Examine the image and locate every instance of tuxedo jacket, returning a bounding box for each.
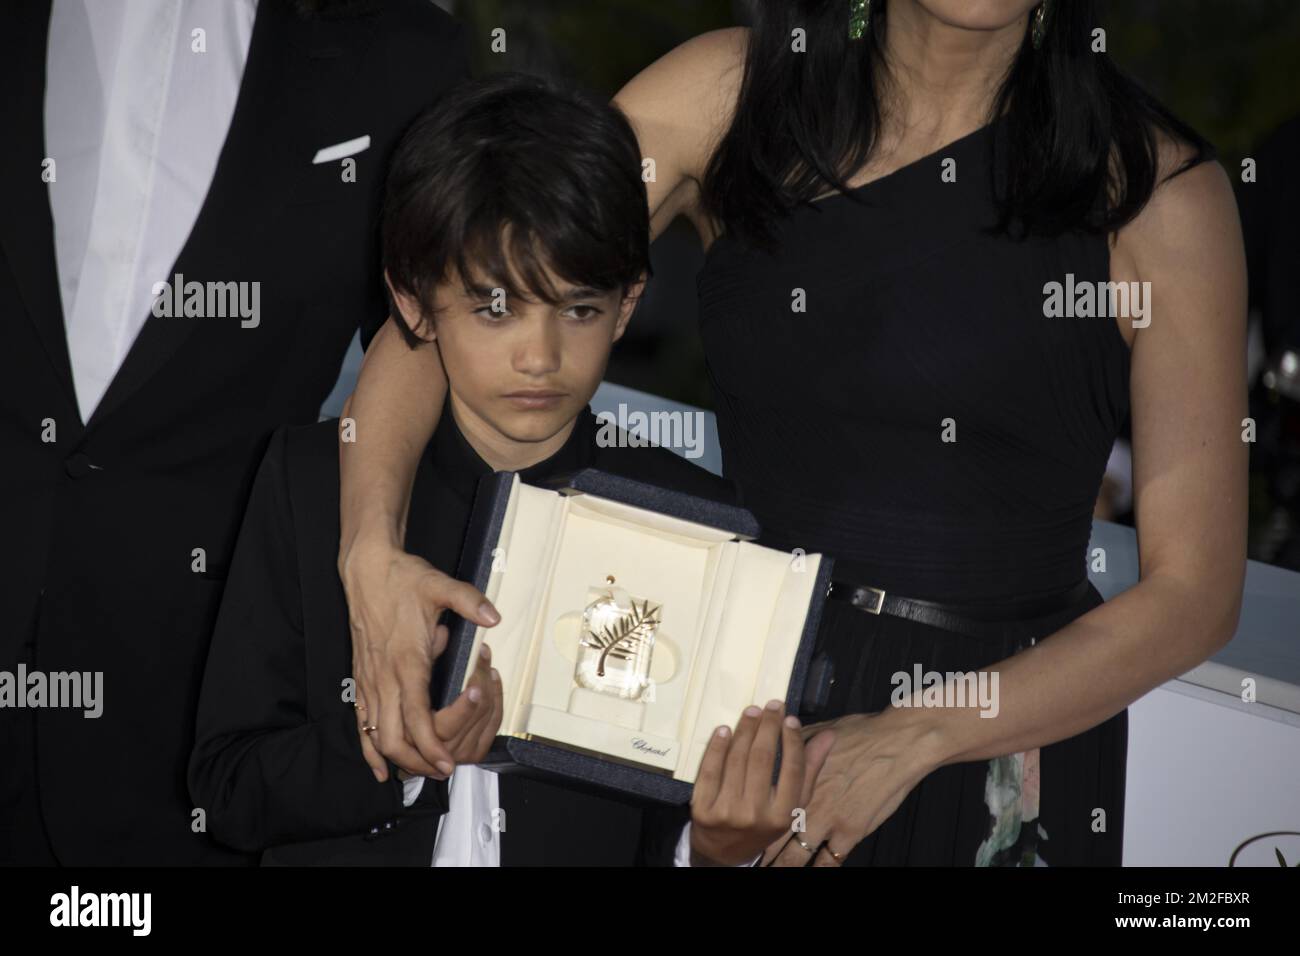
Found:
[0,0,468,865]
[189,408,733,865]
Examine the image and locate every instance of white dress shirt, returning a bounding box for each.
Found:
[403,766,709,866]
[44,0,258,422]
[404,766,503,867]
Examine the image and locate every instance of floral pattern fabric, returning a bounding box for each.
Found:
[975,747,1049,867]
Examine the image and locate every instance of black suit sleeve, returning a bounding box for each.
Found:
[636,803,691,867]
[188,428,420,853]
[358,13,472,352]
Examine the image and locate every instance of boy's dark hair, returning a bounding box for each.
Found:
[382,72,651,347]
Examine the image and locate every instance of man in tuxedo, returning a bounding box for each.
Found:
[188,72,748,865]
[0,0,468,865]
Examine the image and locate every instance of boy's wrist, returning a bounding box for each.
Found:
[687,826,760,867]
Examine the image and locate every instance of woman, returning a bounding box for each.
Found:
[338,0,1246,866]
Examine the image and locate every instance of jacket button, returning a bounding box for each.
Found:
[64,453,98,478]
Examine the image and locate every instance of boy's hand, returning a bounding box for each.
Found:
[688,700,835,867]
[428,643,503,769]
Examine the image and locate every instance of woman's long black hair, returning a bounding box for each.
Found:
[702,0,1213,245]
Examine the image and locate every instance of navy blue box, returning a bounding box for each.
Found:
[432,467,833,805]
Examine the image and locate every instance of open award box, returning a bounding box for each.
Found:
[432,468,834,804]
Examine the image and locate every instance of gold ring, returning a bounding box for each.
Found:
[795,837,816,854]
[362,723,377,735]
[825,846,845,863]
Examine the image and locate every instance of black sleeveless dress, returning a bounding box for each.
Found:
[696,119,1130,866]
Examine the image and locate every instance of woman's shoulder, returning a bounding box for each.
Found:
[1118,130,1238,259]
[1152,127,1222,190]
[613,27,748,182]
[618,27,748,100]
[1110,127,1244,349]
[1138,132,1227,228]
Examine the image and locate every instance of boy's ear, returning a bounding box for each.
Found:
[384,270,438,343]
[612,273,647,343]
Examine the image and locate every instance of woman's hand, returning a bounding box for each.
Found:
[342,537,499,782]
[764,710,945,866]
[689,700,836,867]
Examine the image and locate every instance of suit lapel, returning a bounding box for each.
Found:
[0,0,79,421]
[83,0,380,434]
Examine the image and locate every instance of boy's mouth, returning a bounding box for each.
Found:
[502,389,567,410]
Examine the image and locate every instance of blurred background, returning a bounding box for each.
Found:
[416,0,1300,572]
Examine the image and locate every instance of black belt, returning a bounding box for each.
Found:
[825,577,1092,638]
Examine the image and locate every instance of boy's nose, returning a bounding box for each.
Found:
[512,322,563,375]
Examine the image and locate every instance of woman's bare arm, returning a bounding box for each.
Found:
[338,316,499,781]
[339,316,441,557]
[613,27,746,242]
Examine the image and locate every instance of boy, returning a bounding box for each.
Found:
[189,73,821,865]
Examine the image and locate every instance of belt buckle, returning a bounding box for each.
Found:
[854,585,886,614]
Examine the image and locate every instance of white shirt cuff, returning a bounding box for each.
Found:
[673,822,761,867]
[401,775,425,808]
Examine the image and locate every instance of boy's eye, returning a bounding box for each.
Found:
[562,304,601,322]
[473,305,511,320]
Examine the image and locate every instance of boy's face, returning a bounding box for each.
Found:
[388,263,642,449]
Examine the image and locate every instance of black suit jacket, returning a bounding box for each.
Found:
[189,409,735,865]
[0,0,468,865]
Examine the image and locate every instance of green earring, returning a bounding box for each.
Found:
[849,0,871,41]
[1031,0,1052,50]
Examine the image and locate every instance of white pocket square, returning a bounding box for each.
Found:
[312,135,371,164]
